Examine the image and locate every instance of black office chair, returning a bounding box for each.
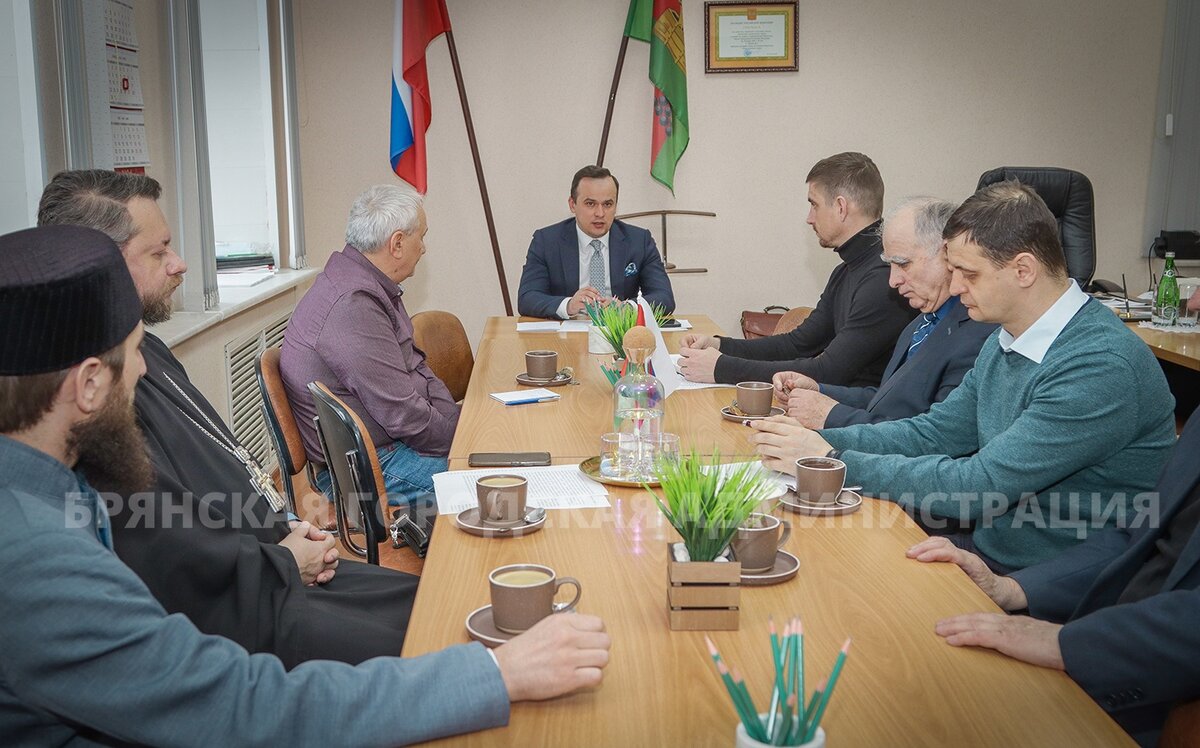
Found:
[306,382,432,570]
[977,167,1096,287]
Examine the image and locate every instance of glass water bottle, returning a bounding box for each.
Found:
[1154,251,1180,326]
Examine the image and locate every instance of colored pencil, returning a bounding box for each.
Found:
[804,639,851,742]
[707,637,766,741]
[772,628,793,744]
[795,618,805,726]
[732,667,768,742]
[791,682,825,744]
[767,618,782,737]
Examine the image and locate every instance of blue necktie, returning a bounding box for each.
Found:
[907,312,939,357]
[587,239,608,296]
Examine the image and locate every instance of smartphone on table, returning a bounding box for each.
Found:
[468,452,552,467]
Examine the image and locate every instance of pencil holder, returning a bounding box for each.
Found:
[736,720,825,748]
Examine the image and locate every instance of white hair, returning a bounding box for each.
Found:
[881,196,957,256]
[344,184,424,254]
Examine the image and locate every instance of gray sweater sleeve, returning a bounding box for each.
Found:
[0,526,509,747]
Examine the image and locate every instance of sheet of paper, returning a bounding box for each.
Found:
[559,320,591,333]
[110,107,150,167]
[104,0,138,48]
[703,462,790,500]
[516,321,561,332]
[107,46,143,107]
[1096,295,1151,309]
[433,464,611,515]
[638,295,682,396]
[489,388,560,405]
[216,270,274,287]
[668,354,736,390]
[662,319,693,330]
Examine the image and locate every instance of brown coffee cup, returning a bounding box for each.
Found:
[525,350,559,380]
[794,456,846,505]
[489,563,582,634]
[731,513,792,573]
[735,381,773,416]
[475,474,528,526]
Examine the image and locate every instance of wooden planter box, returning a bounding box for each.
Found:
[666,543,741,630]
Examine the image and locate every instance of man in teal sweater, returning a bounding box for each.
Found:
[751,181,1176,572]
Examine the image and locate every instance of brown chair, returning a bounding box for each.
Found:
[1161,698,1200,748]
[307,381,425,574]
[255,347,317,517]
[773,306,813,335]
[411,310,474,401]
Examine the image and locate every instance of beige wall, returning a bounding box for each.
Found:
[172,285,311,423]
[294,0,1167,346]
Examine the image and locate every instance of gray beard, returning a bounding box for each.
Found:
[142,293,174,325]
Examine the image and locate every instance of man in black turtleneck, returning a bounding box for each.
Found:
[678,152,915,386]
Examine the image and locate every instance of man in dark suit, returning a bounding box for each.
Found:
[517,165,674,319]
[774,197,996,428]
[907,408,1200,747]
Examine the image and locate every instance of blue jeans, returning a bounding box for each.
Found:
[315,440,447,508]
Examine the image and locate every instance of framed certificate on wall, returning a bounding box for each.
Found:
[704,1,798,73]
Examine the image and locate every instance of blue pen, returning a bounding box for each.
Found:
[505,396,557,406]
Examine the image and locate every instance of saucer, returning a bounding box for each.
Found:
[740,550,800,586]
[721,405,785,423]
[465,605,515,648]
[515,370,573,387]
[578,455,661,488]
[455,507,547,537]
[780,489,863,516]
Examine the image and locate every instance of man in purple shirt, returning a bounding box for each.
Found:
[282,185,459,506]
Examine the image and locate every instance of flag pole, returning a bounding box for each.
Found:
[596,34,631,167]
[442,28,513,316]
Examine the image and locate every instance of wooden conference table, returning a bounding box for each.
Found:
[392,315,1132,747]
[1129,323,1200,372]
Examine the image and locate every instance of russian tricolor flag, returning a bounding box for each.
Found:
[390,0,451,194]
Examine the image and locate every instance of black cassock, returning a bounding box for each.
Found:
[109,333,417,668]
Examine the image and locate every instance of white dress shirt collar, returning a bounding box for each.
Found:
[997,279,1089,363]
[576,224,610,253]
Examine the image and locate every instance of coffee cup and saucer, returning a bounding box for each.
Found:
[779,456,863,516]
[729,512,800,585]
[516,350,573,386]
[466,563,582,647]
[721,381,785,423]
[455,475,547,537]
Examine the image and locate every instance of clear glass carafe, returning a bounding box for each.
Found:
[610,345,665,480]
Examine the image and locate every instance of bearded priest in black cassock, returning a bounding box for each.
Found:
[38,170,416,668]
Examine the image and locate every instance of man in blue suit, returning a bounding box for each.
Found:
[908,408,1200,747]
[517,165,675,319]
[773,197,996,428]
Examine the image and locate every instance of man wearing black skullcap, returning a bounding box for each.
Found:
[0,224,611,745]
[37,169,415,666]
